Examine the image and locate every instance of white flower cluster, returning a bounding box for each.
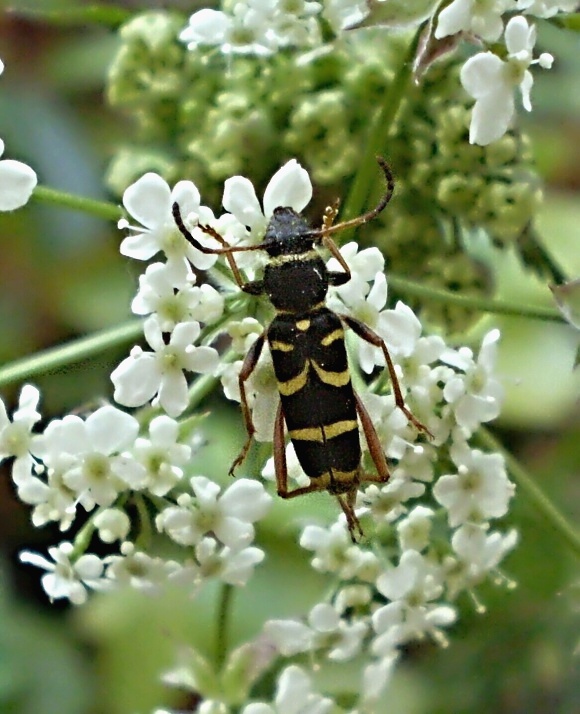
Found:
[179,0,369,56]
[178,1,576,146]
[4,385,272,603]
[0,59,37,210]
[6,158,517,710]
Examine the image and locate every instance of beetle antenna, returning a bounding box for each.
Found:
[308,156,394,239]
[172,202,259,255]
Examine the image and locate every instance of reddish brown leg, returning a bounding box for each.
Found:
[354,392,391,484]
[229,333,265,476]
[341,315,433,437]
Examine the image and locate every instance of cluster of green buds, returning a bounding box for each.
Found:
[106,11,545,334]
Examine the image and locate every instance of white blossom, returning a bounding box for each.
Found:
[0,384,41,485]
[20,542,107,604]
[372,551,456,650]
[451,522,518,585]
[111,317,219,417]
[441,328,503,433]
[156,476,272,548]
[31,405,141,510]
[119,172,218,270]
[433,442,515,526]
[435,0,515,42]
[94,508,131,543]
[194,536,266,586]
[242,665,334,714]
[396,505,436,552]
[265,602,367,661]
[131,261,224,330]
[126,415,191,495]
[180,1,322,56]
[0,138,37,211]
[104,541,181,593]
[460,15,553,144]
[516,0,578,17]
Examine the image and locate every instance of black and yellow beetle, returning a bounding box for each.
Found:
[173,159,429,538]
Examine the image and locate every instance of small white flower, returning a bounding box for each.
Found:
[105,541,180,593]
[362,478,426,525]
[223,158,313,241]
[433,442,515,527]
[435,0,515,42]
[441,329,503,433]
[0,138,37,211]
[194,536,266,586]
[157,476,272,548]
[0,384,41,485]
[119,172,218,270]
[516,0,578,17]
[300,521,380,581]
[94,508,131,543]
[451,522,518,584]
[111,317,219,417]
[265,602,367,661]
[131,261,224,330]
[242,664,334,714]
[372,551,456,650]
[32,405,140,510]
[128,415,191,495]
[323,0,370,32]
[460,15,553,144]
[396,505,435,552]
[20,542,106,604]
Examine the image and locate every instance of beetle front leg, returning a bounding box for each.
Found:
[341,315,433,437]
[229,332,266,476]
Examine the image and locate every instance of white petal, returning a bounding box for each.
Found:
[219,479,272,521]
[263,160,312,218]
[460,52,505,99]
[85,405,139,454]
[469,91,515,145]
[179,9,231,46]
[120,231,163,261]
[519,70,533,111]
[0,159,37,211]
[157,370,189,417]
[435,0,472,39]
[171,180,200,216]
[505,15,534,56]
[122,173,170,228]
[183,345,219,374]
[222,175,264,231]
[111,354,160,407]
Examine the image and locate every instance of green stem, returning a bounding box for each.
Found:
[215,583,234,670]
[32,185,120,221]
[0,319,143,388]
[387,275,564,323]
[478,427,580,559]
[341,24,423,228]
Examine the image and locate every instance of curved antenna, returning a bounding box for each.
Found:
[307,157,394,239]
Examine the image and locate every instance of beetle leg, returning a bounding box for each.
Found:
[336,491,364,542]
[354,392,391,484]
[229,333,266,476]
[341,314,433,437]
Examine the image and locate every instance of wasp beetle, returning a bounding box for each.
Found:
[173,158,429,539]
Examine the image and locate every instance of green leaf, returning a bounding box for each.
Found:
[9,3,131,28]
[551,12,580,31]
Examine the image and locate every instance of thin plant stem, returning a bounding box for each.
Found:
[341,24,423,228]
[0,320,143,388]
[32,185,121,221]
[478,427,580,558]
[215,583,234,670]
[387,275,564,323]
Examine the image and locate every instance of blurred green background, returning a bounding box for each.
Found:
[0,3,578,714]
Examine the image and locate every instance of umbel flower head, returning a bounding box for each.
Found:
[8,158,518,712]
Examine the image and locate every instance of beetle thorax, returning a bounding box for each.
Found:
[263,254,328,313]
